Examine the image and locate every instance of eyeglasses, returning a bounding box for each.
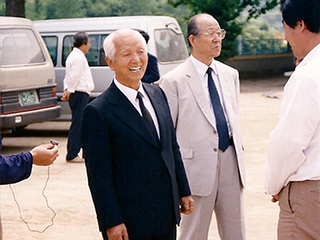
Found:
[200,29,226,40]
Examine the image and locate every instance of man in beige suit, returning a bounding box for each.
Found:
[160,13,246,240]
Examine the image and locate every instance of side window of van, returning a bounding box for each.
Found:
[99,35,108,66]
[62,36,73,67]
[42,36,58,66]
[62,34,108,67]
[0,28,45,66]
[154,29,189,63]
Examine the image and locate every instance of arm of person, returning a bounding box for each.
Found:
[62,57,83,101]
[61,89,72,102]
[265,74,320,196]
[81,104,125,233]
[0,143,58,185]
[106,223,129,240]
[0,152,33,185]
[158,87,192,200]
[30,144,59,166]
[160,75,179,128]
[179,195,194,215]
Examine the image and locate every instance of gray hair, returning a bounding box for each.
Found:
[103,29,147,61]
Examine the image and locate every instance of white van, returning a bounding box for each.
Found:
[0,16,61,131]
[33,16,189,120]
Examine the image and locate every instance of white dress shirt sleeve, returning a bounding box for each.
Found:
[265,71,320,195]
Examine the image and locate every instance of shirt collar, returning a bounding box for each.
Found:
[114,78,146,103]
[295,43,320,70]
[73,47,85,56]
[190,55,218,77]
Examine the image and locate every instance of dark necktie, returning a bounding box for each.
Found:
[207,67,230,151]
[136,92,159,141]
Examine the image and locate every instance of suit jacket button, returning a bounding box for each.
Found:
[214,148,218,152]
[213,129,217,134]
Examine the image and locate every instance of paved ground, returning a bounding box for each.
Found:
[0,76,288,240]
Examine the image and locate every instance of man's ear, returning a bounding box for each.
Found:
[298,20,307,33]
[188,35,196,48]
[105,57,114,70]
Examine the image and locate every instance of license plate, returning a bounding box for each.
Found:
[20,90,37,105]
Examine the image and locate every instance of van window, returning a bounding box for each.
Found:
[62,34,108,67]
[42,36,58,66]
[154,29,188,63]
[0,28,45,66]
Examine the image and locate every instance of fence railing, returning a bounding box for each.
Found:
[237,38,291,55]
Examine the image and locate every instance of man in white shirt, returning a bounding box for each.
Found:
[61,32,94,162]
[265,0,320,239]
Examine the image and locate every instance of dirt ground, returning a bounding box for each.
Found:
[0,76,288,240]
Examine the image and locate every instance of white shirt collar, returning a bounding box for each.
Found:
[114,78,147,105]
[190,55,218,77]
[73,47,85,56]
[295,43,320,70]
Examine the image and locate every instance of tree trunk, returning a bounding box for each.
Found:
[6,0,25,17]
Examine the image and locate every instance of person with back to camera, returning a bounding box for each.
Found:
[61,31,94,163]
[138,30,161,84]
[265,0,320,239]
[160,13,246,240]
[81,28,194,240]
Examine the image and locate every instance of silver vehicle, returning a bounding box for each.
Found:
[33,16,189,120]
[0,16,61,131]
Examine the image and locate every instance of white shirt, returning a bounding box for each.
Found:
[63,47,94,94]
[265,43,320,195]
[114,79,160,138]
[190,55,231,134]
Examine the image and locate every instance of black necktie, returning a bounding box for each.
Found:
[136,92,159,141]
[207,67,230,151]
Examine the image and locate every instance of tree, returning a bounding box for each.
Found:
[168,0,279,60]
[239,18,287,55]
[5,0,25,17]
[45,0,86,19]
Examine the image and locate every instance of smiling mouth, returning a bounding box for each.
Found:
[129,66,142,72]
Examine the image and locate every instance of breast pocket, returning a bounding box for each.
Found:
[181,148,194,160]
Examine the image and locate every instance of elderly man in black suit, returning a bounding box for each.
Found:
[81,29,194,240]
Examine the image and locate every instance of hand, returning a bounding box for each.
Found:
[30,144,59,166]
[61,90,71,101]
[107,223,129,240]
[179,195,194,215]
[271,194,280,203]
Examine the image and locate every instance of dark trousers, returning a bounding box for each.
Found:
[101,224,176,240]
[66,91,89,160]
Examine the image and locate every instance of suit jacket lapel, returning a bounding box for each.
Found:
[108,82,160,148]
[185,59,217,129]
[215,64,235,127]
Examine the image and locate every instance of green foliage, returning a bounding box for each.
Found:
[0,0,5,16]
[239,18,287,55]
[22,0,191,22]
[22,0,191,45]
[2,0,281,59]
[167,0,280,60]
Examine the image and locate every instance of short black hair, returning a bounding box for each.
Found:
[137,30,150,44]
[281,0,320,33]
[73,32,89,48]
[187,14,201,48]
